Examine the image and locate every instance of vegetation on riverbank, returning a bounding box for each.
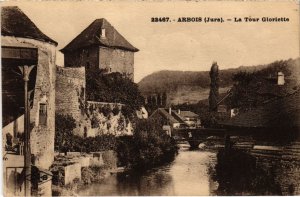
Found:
[55,114,117,153]
[211,149,282,195]
[55,114,178,171]
[117,119,179,170]
[86,68,144,119]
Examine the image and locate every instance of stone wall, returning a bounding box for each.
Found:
[64,163,81,185]
[64,46,99,69]
[56,67,132,137]
[252,142,300,195]
[99,47,134,80]
[85,101,132,136]
[56,66,85,121]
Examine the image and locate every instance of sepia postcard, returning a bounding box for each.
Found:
[1,0,299,196]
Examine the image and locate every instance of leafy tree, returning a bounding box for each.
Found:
[86,68,144,119]
[117,119,178,169]
[209,62,219,111]
[162,92,167,107]
[157,93,162,107]
[55,114,76,153]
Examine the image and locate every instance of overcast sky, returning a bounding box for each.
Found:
[3,1,299,82]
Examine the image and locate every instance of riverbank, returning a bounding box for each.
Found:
[51,150,118,196]
[52,165,115,196]
[78,145,217,196]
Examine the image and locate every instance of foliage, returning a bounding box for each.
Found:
[229,71,259,109]
[112,106,120,116]
[209,62,219,111]
[86,68,144,118]
[55,113,116,153]
[138,58,299,109]
[81,166,107,185]
[55,114,77,153]
[116,119,179,170]
[145,92,168,114]
[212,149,282,195]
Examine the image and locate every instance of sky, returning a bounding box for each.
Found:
[2,1,299,82]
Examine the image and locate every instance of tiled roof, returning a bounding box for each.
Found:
[1,6,57,45]
[221,88,300,128]
[257,78,299,97]
[60,18,138,53]
[158,108,180,124]
[150,108,187,125]
[179,111,199,118]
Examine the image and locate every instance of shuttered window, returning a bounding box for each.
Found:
[39,103,47,126]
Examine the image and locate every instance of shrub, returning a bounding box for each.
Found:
[55,114,116,153]
[213,149,282,195]
[116,119,178,170]
[55,114,77,153]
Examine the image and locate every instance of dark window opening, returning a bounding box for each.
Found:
[84,127,87,138]
[39,103,47,126]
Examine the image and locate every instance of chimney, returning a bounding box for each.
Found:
[277,72,285,85]
[169,107,172,115]
[178,109,181,115]
[101,28,106,39]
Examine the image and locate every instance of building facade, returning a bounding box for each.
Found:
[2,6,57,196]
[60,18,138,80]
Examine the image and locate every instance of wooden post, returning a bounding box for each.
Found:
[18,65,35,197]
[224,134,231,155]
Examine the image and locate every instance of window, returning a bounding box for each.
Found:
[39,103,47,126]
[121,51,125,57]
[84,127,87,138]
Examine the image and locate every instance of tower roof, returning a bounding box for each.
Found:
[60,18,139,53]
[1,6,58,45]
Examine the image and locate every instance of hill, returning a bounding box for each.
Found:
[138,58,299,105]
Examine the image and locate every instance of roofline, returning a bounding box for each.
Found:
[2,6,58,46]
[2,34,58,46]
[60,18,139,53]
[60,44,139,53]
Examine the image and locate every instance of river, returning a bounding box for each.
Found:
[78,142,300,196]
[78,143,218,196]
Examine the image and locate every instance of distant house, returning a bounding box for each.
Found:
[149,108,188,129]
[60,18,139,80]
[220,87,300,141]
[136,106,148,119]
[177,110,201,128]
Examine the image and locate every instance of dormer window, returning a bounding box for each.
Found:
[101,28,106,39]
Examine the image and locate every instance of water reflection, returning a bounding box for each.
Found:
[78,143,300,196]
[79,144,218,196]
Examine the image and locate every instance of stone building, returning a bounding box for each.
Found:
[2,6,57,196]
[60,18,139,80]
[56,66,86,122]
[56,67,133,137]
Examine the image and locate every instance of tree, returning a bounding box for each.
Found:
[116,119,178,169]
[162,92,167,107]
[157,93,162,107]
[55,114,76,153]
[86,68,144,119]
[209,62,219,111]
